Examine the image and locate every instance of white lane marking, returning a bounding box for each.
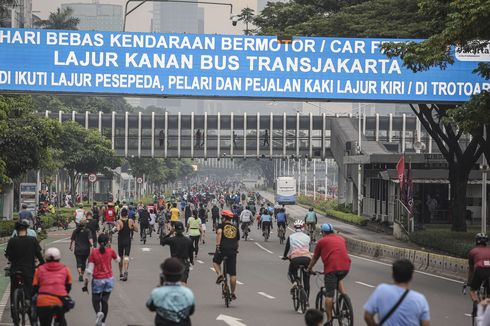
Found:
[350,254,463,284]
[216,314,247,326]
[249,238,254,241]
[197,260,204,264]
[254,242,274,254]
[465,314,472,317]
[0,282,10,322]
[257,292,275,299]
[237,281,244,285]
[141,247,151,252]
[355,281,375,288]
[52,236,70,243]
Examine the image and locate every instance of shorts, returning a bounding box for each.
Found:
[118,242,131,257]
[213,251,237,276]
[201,223,206,232]
[471,268,490,291]
[324,270,349,298]
[75,254,89,269]
[92,277,114,294]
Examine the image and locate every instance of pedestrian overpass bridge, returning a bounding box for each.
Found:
[41,110,432,161]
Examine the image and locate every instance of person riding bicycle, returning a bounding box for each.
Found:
[32,247,72,326]
[307,223,351,326]
[239,207,253,237]
[468,233,490,303]
[213,210,240,300]
[19,203,34,227]
[283,220,312,297]
[305,208,318,240]
[5,220,44,322]
[146,258,195,326]
[276,208,288,234]
[139,206,151,242]
[261,211,273,238]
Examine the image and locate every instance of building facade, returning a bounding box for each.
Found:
[61,3,123,31]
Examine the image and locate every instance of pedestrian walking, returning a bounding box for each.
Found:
[70,217,93,282]
[363,259,430,326]
[146,258,195,326]
[263,129,269,147]
[186,213,202,257]
[116,207,138,281]
[86,211,99,248]
[160,222,194,284]
[195,129,201,149]
[83,234,120,326]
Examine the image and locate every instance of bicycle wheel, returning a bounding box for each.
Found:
[337,294,354,326]
[12,288,26,326]
[299,287,308,314]
[292,287,300,312]
[223,282,230,308]
[315,289,325,312]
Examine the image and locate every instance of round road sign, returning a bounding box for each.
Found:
[136,177,143,184]
[88,174,97,183]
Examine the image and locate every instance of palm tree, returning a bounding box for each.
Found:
[237,7,256,36]
[35,7,79,30]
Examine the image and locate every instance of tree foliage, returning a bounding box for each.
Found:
[35,7,80,30]
[237,7,256,35]
[32,94,134,114]
[127,158,194,187]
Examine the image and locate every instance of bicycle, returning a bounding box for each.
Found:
[307,223,316,242]
[278,225,286,244]
[463,280,489,326]
[283,258,308,314]
[140,225,149,244]
[11,271,29,326]
[241,222,250,241]
[262,222,271,242]
[209,252,232,307]
[313,271,354,326]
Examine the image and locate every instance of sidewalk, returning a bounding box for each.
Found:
[260,191,422,250]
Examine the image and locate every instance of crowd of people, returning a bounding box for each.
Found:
[15,177,490,326]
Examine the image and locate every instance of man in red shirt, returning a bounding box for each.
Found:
[307,223,351,326]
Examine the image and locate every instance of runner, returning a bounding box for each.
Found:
[69,217,93,282]
[187,212,202,257]
[116,207,138,281]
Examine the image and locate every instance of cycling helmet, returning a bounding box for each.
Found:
[15,220,30,230]
[476,233,489,245]
[320,223,334,233]
[44,247,61,261]
[293,220,305,230]
[221,210,235,220]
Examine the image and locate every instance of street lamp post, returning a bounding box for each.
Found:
[123,0,234,32]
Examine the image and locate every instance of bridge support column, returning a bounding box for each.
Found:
[337,165,347,205]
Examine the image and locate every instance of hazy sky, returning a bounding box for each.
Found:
[32,0,259,34]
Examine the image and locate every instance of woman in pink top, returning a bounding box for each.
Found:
[83,234,120,326]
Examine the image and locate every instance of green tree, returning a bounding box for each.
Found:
[35,7,80,30]
[237,7,256,35]
[58,121,119,199]
[382,0,490,231]
[32,94,134,114]
[0,95,60,183]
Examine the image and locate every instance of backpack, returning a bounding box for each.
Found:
[212,206,220,217]
[92,206,100,218]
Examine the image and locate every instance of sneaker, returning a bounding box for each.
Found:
[119,274,124,281]
[95,312,104,326]
[78,274,84,282]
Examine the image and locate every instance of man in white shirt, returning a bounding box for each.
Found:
[239,207,253,237]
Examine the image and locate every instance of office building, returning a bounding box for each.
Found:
[1,0,33,28]
[152,2,204,34]
[61,3,123,31]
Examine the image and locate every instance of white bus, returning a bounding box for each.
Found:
[275,177,296,205]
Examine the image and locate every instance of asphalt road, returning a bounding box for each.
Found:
[0,214,472,326]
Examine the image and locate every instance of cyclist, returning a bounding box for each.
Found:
[33,247,72,326]
[307,223,351,326]
[304,208,318,241]
[19,203,34,227]
[468,233,490,303]
[146,258,195,326]
[103,202,116,235]
[160,222,194,284]
[83,234,120,326]
[213,210,240,300]
[116,207,138,281]
[69,217,93,282]
[261,210,273,239]
[239,206,253,238]
[283,220,311,296]
[139,206,151,242]
[211,203,220,231]
[276,208,288,236]
[5,220,44,321]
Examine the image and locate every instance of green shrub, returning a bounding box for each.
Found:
[409,229,474,258]
[325,210,368,226]
[0,220,16,237]
[39,215,55,229]
[296,195,366,226]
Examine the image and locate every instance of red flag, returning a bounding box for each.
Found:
[396,155,405,191]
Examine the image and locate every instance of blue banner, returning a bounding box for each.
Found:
[0,28,488,102]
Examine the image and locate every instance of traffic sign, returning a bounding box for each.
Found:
[88,174,97,183]
[136,177,143,184]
